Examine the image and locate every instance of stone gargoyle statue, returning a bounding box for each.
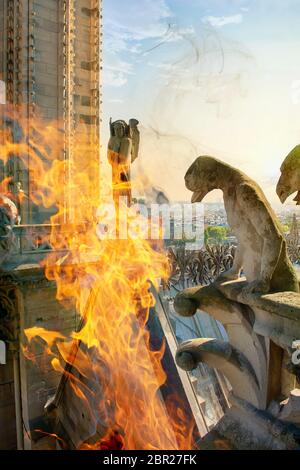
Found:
[276,145,300,205]
[173,156,300,448]
[0,195,18,267]
[185,156,299,294]
[107,118,140,206]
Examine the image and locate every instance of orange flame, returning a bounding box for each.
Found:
[34,429,68,450]
[0,176,13,195]
[0,105,195,450]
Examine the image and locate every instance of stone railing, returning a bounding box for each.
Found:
[167,244,235,289]
[173,277,300,449]
[2,224,68,269]
[287,239,300,265]
[168,242,300,288]
[12,224,54,253]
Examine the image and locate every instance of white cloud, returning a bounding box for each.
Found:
[147,61,173,70]
[202,14,243,28]
[108,98,124,103]
[105,56,133,76]
[103,54,133,87]
[104,0,172,51]
[103,0,172,88]
[103,70,127,87]
[128,44,143,54]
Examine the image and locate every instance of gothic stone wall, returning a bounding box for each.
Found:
[2,265,79,449]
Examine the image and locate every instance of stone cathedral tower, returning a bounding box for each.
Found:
[0,1,102,451]
[0,0,101,223]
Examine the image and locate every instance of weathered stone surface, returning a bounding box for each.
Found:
[185,156,299,294]
[0,352,17,450]
[277,145,300,204]
[174,273,300,448]
[216,278,300,350]
[174,283,268,404]
[215,400,300,450]
[176,338,262,408]
[1,265,78,447]
[0,0,100,225]
[46,345,106,449]
[218,278,300,320]
[280,389,300,424]
[107,118,140,207]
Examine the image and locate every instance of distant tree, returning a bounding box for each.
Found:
[204,226,229,244]
[170,234,196,248]
[278,222,290,234]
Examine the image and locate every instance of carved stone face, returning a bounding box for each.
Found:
[114,122,125,139]
[129,118,139,128]
[185,156,218,203]
[276,146,300,204]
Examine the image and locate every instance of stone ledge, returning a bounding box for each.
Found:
[217,278,300,321]
[0,260,103,288]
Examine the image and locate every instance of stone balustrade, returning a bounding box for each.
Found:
[174,278,300,449]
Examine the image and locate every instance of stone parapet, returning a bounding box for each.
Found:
[174,278,300,449]
[0,263,78,449]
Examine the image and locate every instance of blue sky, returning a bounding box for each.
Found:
[102,0,300,206]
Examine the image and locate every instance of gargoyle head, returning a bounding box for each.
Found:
[276,145,300,204]
[185,156,220,203]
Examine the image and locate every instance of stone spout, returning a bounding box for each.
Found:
[174,283,268,403]
[176,338,263,408]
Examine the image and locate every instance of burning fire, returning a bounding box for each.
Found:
[0,105,194,450]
